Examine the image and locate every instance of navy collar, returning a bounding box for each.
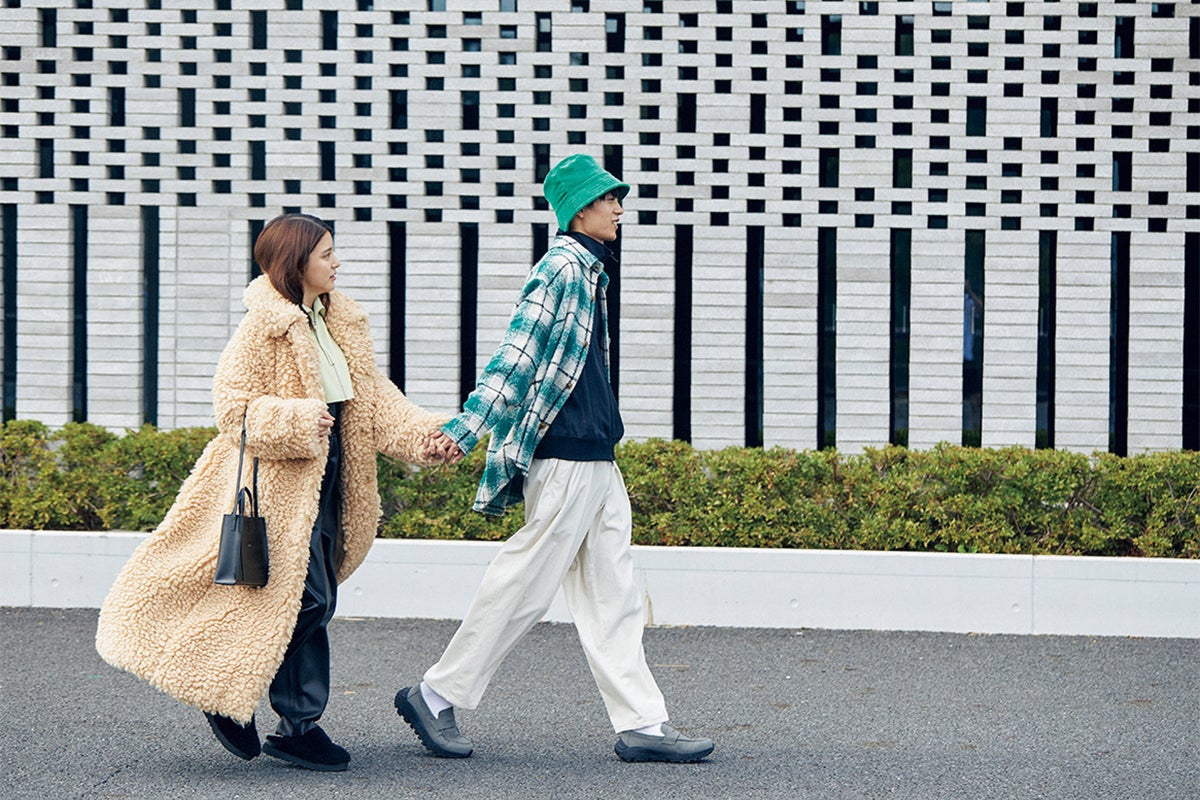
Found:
[564,230,611,263]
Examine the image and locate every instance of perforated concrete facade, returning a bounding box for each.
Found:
[1,1,1197,453]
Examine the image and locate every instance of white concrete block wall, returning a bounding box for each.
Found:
[1054,232,1112,454]
[474,220,530,378]
[763,227,816,452]
[618,223,676,441]
[16,207,73,426]
[153,208,182,429]
[0,2,1196,456]
[907,229,965,449]
[330,219,392,372]
[689,225,746,450]
[159,209,241,429]
[404,226,461,413]
[1127,232,1184,453]
[981,231,1038,449]
[85,209,142,430]
[835,227,890,455]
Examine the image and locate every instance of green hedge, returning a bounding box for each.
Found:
[0,419,215,531]
[2,420,1197,558]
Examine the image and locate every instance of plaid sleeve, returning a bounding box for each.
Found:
[442,262,566,454]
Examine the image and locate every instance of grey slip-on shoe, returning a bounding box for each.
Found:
[394,686,473,758]
[614,723,715,763]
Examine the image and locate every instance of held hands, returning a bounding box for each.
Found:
[317,409,460,464]
[424,430,465,465]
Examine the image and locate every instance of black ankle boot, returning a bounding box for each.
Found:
[262,725,350,772]
[204,712,261,760]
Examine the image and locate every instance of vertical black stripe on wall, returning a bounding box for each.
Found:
[889,229,911,447]
[817,227,837,450]
[745,226,764,448]
[673,225,693,443]
[142,206,159,426]
[250,9,267,49]
[2,205,16,421]
[319,141,336,181]
[389,90,407,130]
[71,205,87,422]
[531,222,548,264]
[1109,232,1130,456]
[388,221,406,391]
[1184,232,1199,451]
[963,230,985,448]
[178,88,195,127]
[750,95,767,135]
[1036,231,1057,449]
[109,86,125,127]
[249,219,264,279]
[605,246,621,400]
[603,145,623,398]
[459,222,479,408]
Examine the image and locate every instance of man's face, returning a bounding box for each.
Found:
[572,192,624,242]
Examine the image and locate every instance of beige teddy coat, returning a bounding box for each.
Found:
[96,276,443,723]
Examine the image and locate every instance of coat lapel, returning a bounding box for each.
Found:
[322,292,375,393]
[243,276,325,401]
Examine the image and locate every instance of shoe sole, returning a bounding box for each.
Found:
[205,714,260,761]
[614,741,715,764]
[262,742,349,772]
[394,689,473,759]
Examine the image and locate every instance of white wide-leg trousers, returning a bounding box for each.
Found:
[423,458,669,733]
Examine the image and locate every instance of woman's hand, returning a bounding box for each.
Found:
[317,410,335,438]
[424,430,464,464]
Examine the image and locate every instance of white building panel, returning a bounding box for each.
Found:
[0,3,1194,455]
[908,230,965,450]
[1054,232,1111,453]
[1127,233,1184,453]
[835,227,890,455]
[16,207,73,426]
[85,209,142,429]
[981,231,1039,449]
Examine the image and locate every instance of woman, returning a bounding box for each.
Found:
[96,213,446,772]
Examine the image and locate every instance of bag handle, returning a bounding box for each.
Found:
[231,412,260,516]
[250,446,260,517]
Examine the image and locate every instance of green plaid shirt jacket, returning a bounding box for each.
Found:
[442,234,610,516]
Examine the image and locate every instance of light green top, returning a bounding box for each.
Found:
[304,297,354,404]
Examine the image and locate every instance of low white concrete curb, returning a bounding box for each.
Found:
[2,530,1197,638]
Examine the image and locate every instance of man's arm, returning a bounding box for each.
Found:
[441,265,566,456]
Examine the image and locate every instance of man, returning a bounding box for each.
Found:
[397,153,714,764]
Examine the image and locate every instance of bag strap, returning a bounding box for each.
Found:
[250,451,260,517]
[232,413,248,513]
[230,411,263,518]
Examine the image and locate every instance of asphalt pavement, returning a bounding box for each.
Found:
[1,607,1196,800]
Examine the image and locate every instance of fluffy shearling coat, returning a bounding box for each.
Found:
[96,276,443,723]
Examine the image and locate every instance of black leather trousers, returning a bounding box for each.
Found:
[268,403,342,737]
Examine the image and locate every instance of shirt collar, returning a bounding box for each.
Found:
[564,231,611,263]
[303,296,327,321]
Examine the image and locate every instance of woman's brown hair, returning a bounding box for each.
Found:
[253,213,333,308]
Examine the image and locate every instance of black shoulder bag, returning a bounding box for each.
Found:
[214,416,269,587]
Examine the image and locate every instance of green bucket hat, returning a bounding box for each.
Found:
[543,154,631,232]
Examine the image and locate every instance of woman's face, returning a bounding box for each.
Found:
[301,231,338,306]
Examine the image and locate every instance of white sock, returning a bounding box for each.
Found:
[633,723,663,737]
[419,681,452,716]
